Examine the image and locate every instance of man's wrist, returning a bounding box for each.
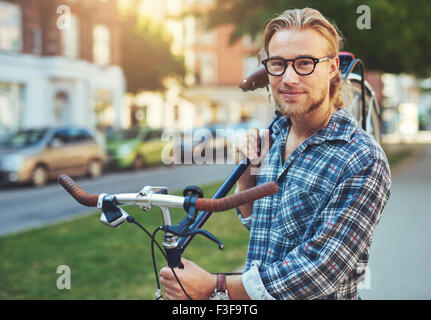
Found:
[210,274,230,300]
[237,181,257,193]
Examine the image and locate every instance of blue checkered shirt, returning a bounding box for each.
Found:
[239,108,391,300]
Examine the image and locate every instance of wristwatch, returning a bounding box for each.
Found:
[210,274,230,300]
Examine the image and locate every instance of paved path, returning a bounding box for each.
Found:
[359,145,431,299]
[0,163,235,237]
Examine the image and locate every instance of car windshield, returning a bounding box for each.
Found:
[2,129,47,148]
[107,129,141,141]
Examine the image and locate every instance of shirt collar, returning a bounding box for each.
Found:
[312,108,357,143]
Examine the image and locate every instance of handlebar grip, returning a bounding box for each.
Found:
[58,174,99,207]
[239,65,269,92]
[195,181,278,212]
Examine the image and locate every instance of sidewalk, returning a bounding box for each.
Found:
[359,144,431,299]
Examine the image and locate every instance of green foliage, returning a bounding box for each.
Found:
[206,0,431,78]
[120,14,186,93]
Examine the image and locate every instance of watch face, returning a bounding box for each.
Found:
[210,291,230,300]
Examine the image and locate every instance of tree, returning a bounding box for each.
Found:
[205,0,431,78]
[119,13,186,93]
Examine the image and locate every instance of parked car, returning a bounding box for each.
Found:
[0,126,107,187]
[105,127,170,169]
[175,123,241,164]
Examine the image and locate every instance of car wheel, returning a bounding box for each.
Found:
[88,160,103,179]
[133,156,145,170]
[32,166,49,187]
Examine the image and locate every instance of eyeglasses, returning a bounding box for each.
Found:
[261,56,333,76]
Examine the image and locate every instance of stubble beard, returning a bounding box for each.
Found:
[274,85,328,118]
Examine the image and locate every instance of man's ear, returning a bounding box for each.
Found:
[258,47,267,64]
[330,56,340,79]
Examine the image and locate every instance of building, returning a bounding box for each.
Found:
[126,0,274,131]
[0,0,125,133]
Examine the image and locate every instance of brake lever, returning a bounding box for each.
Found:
[188,228,224,250]
[161,224,223,250]
[160,195,224,250]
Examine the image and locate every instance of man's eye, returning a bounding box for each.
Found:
[297,59,313,67]
[270,60,284,67]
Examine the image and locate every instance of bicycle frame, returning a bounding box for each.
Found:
[341,56,367,131]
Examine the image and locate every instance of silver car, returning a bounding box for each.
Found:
[0,126,107,187]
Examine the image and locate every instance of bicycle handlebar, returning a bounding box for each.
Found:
[195,182,278,212]
[58,174,99,207]
[58,174,278,212]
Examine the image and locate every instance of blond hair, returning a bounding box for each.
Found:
[263,8,345,109]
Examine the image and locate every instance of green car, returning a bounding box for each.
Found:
[106,127,169,169]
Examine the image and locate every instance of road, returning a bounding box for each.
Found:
[0,163,235,237]
[359,145,431,299]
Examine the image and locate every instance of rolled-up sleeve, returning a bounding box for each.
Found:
[235,185,253,230]
[242,261,275,300]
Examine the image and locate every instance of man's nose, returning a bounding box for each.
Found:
[282,62,299,85]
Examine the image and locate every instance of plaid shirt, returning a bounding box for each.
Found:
[239,108,391,300]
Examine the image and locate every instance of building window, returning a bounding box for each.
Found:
[0,1,22,52]
[195,52,217,85]
[33,26,42,55]
[243,55,259,79]
[93,24,111,65]
[53,91,70,124]
[0,82,24,132]
[195,18,216,45]
[61,15,80,58]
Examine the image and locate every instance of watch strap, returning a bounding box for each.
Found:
[216,273,227,292]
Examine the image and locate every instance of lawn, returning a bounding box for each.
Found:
[384,144,422,168]
[0,181,250,300]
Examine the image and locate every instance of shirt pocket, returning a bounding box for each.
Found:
[271,182,323,245]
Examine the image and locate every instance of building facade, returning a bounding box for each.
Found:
[0,0,125,133]
[127,0,275,131]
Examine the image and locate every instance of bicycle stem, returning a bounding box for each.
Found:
[140,187,183,269]
[160,206,183,268]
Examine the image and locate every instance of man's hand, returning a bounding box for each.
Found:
[234,128,271,186]
[160,257,216,300]
[234,128,271,218]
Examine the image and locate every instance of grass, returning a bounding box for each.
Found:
[384,143,427,169]
[0,181,250,300]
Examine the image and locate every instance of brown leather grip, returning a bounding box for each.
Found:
[58,174,99,207]
[195,181,278,212]
[239,65,269,92]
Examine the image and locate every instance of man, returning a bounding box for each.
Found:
[160,7,391,300]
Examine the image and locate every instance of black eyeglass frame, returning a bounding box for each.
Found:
[261,56,333,76]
